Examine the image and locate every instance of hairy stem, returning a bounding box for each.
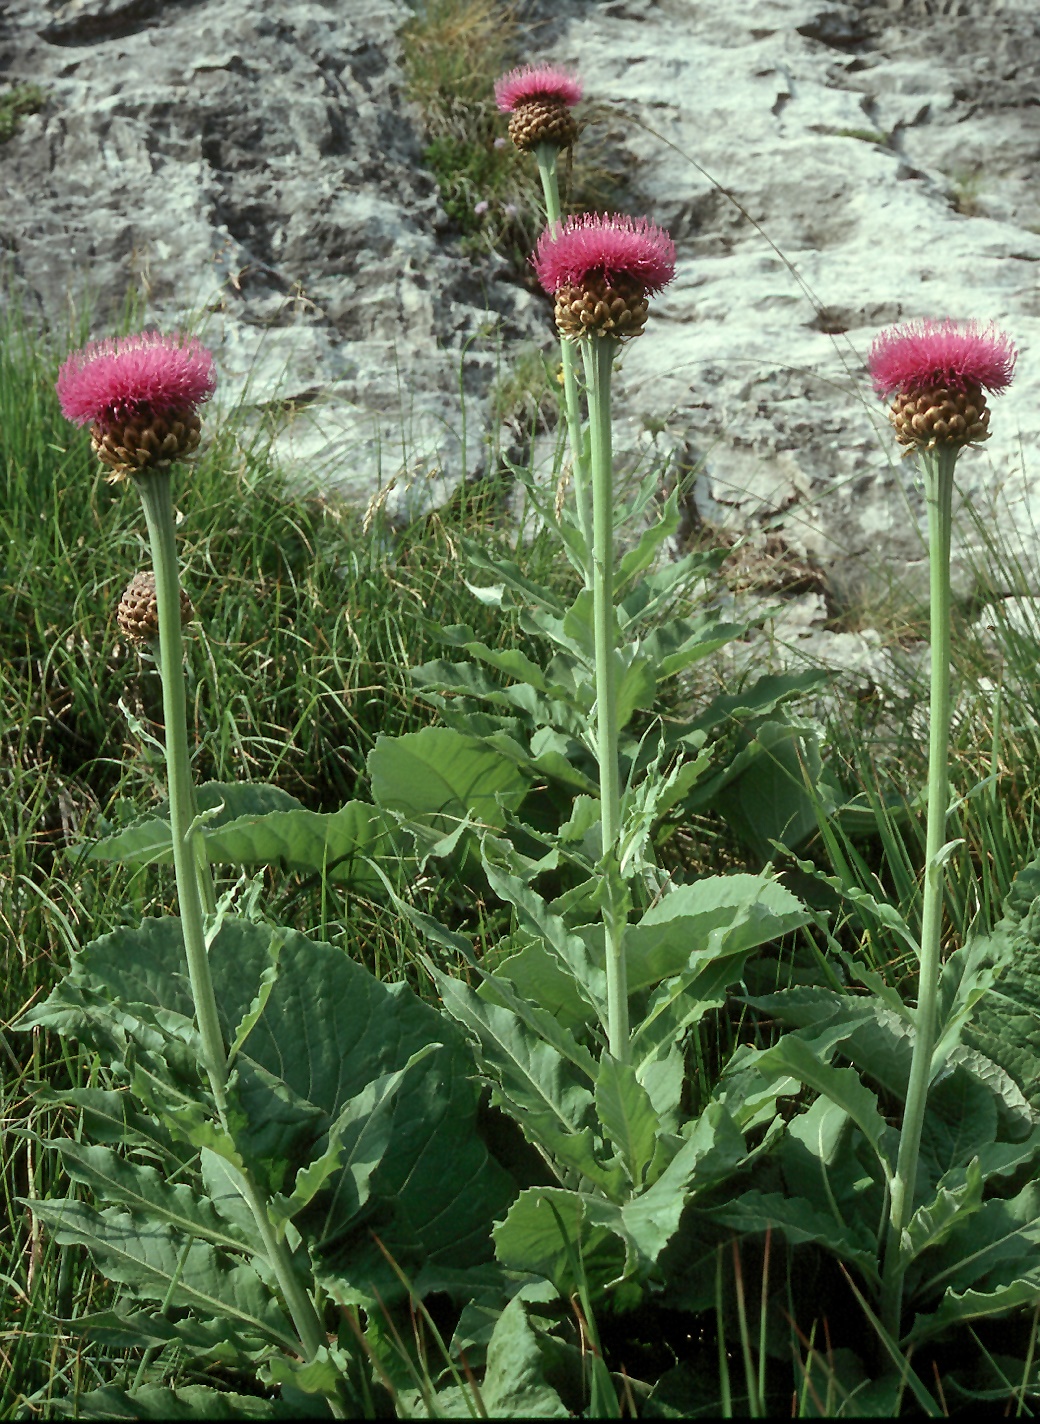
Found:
[535,142,594,582]
[581,336,628,1058]
[880,443,957,1340]
[135,471,342,1409]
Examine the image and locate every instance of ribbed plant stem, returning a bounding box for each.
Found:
[535,143,593,582]
[135,471,340,1407]
[880,443,957,1340]
[581,336,628,1059]
[136,472,229,1098]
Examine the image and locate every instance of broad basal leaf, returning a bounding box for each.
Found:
[624,873,810,994]
[434,972,617,1194]
[51,1383,306,1420]
[492,1188,626,1296]
[28,1199,296,1350]
[368,725,529,830]
[478,1297,570,1418]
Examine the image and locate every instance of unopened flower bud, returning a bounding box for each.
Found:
[117,570,192,643]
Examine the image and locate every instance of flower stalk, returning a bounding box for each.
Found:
[135,471,339,1399]
[868,316,1017,1340]
[879,443,955,1338]
[534,144,594,579]
[532,211,675,1062]
[56,330,343,1406]
[581,334,628,1056]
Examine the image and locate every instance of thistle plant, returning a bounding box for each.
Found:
[495,63,595,574]
[54,332,341,1407]
[533,213,676,1058]
[868,317,1018,1337]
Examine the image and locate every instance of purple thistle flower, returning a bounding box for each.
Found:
[533,213,676,297]
[869,319,1017,397]
[494,64,583,114]
[56,331,216,434]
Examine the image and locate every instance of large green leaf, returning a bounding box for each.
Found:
[25,916,515,1303]
[624,873,810,995]
[708,720,831,855]
[85,782,304,860]
[85,781,406,892]
[712,1189,877,1276]
[368,726,529,830]
[756,1035,892,1177]
[492,1188,626,1296]
[480,1296,569,1418]
[638,614,748,680]
[620,1101,747,1267]
[51,1384,307,1420]
[481,841,607,1020]
[28,1199,297,1349]
[595,1054,659,1190]
[50,1141,263,1255]
[435,971,617,1194]
[914,1181,1040,1306]
[481,935,594,1035]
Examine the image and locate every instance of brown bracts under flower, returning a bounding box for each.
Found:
[553,271,650,341]
[887,382,990,451]
[117,570,193,643]
[93,409,203,480]
[56,331,216,482]
[495,64,582,153]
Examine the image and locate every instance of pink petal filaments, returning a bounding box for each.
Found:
[533,213,676,296]
[56,331,217,433]
[868,318,1017,397]
[494,64,583,113]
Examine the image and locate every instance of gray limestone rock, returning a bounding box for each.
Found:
[2,0,1038,654]
[0,0,544,504]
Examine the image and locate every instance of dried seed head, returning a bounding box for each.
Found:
[887,382,991,451]
[117,570,193,643]
[553,272,650,341]
[93,409,203,483]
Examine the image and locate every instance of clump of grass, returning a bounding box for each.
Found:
[948,163,985,217]
[0,83,44,143]
[400,0,618,267]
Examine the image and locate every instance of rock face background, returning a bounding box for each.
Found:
[2,0,1039,656]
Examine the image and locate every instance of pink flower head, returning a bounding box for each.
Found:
[533,213,676,296]
[868,318,1017,397]
[56,331,217,433]
[494,63,583,114]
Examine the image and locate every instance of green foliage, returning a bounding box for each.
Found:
[0,83,44,143]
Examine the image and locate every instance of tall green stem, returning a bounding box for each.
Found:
[135,472,341,1408]
[535,143,594,583]
[581,337,628,1058]
[880,444,957,1339]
